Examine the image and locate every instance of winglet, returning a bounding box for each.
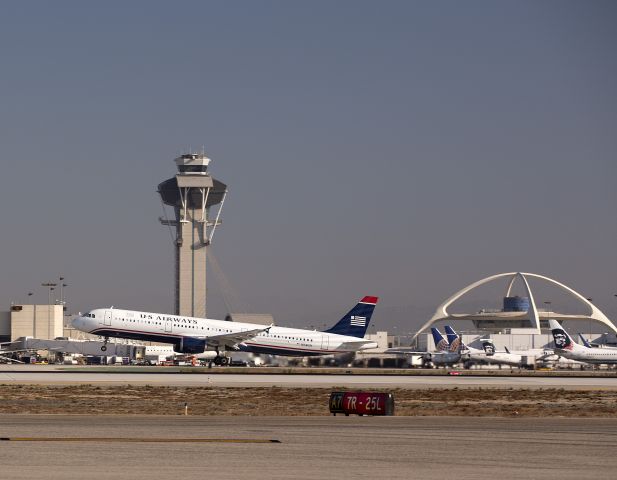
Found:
[578,333,591,348]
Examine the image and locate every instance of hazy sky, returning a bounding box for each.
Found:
[1,1,615,331]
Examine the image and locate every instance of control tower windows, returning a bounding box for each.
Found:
[178,165,208,174]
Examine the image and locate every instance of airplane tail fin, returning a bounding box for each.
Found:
[549,319,582,351]
[444,325,463,352]
[578,333,592,348]
[481,338,496,356]
[431,327,450,351]
[324,296,378,338]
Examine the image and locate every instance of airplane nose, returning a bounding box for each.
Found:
[71,316,82,329]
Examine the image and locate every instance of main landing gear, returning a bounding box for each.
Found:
[210,348,230,367]
[213,356,230,366]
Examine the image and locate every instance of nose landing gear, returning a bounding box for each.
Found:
[100,337,109,352]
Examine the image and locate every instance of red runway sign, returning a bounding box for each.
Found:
[329,391,394,416]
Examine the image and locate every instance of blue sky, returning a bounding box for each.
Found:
[1,1,615,330]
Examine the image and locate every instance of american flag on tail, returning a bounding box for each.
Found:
[350,315,366,327]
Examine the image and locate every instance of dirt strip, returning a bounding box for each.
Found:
[1,385,616,416]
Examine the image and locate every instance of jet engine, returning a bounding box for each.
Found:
[173,337,207,354]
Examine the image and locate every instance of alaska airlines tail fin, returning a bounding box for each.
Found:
[481,339,496,356]
[444,325,463,352]
[549,319,583,352]
[324,296,378,338]
[431,328,450,351]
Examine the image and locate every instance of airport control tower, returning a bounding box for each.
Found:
[158,153,227,317]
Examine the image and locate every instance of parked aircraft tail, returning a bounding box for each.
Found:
[431,328,450,351]
[578,333,592,348]
[324,296,378,338]
[444,325,463,352]
[481,339,496,356]
[549,319,581,351]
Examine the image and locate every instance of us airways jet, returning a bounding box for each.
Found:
[72,296,379,365]
[550,319,617,365]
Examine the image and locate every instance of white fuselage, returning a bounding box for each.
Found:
[429,351,462,366]
[144,345,217,361]
[72,308,377,357]
[467,348,522,367]
[556,346,617,365]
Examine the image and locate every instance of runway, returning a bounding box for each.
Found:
[1,366,617,388]
[0,415,615,479]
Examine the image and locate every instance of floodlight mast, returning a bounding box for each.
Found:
[157,152,227,317]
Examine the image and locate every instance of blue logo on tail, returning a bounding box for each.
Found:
[444,325,463,352]
[324,296,378,338]
[431,328,450,351]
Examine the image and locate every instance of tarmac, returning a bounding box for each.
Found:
[0,415,616,479]
[1,365,617,388]
[1,367,616,478]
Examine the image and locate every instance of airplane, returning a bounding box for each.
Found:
[425,327,464,366]
[578,333,592,348]
[72,296,379,365]
[144,345,217,364]
[550,319,617,365]
[387,327,462,367]
[578,333,617,351]
[444,325,522,368]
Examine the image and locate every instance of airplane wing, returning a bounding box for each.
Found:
[338,340,378,351]
[206,326,272,350]
[385,348,427,355]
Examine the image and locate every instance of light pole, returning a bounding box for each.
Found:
[59,277,68,314]
[59,277,64,307]
[587,297,593,335]
[27,292,34,337]
[42,282,57,339]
